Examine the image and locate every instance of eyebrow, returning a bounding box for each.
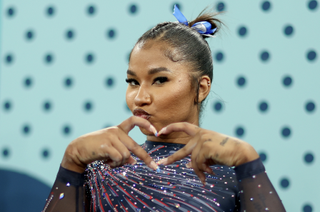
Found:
[127,67,172,76]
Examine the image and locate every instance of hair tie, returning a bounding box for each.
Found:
[173,5,217,37]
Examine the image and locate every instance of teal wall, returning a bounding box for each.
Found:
[0,0,319,211]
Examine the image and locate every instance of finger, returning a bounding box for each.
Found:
[118,116,157,135]
[118,131,158,170]
[158,132,201,165]
[158,122,200,137]
[190,141,207,185]
[111,139,132,165]
[192,157,207,185]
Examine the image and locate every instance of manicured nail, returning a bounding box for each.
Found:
[130,159,137,165]
[149,125,157,135]
[186,162,192,168]
[150,161,158,170]
[155,132,159,137]
[157,158,168,165]
[156,167,161,173]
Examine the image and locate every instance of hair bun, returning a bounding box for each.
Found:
[188,9,222,39]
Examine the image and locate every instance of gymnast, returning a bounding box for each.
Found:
[43,5,286,212]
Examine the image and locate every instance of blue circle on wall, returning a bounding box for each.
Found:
[5,54,13,64]
[42,149,50,158]
[64,77,73,87]
[281,127,291,138]
[44,54,53,64]
[307,50,317,61]
[237,76,246,87]
[282,75,292,87]
[235,126,245,137]
[87,5,96,15]
[86,53,94,63]
[284,25,294,36]
[24,77,32,88]
[304,153,314,164]
[305,101,316,113]
[63,125,71,135]
[260,51,270,62]
[84,101,93,111]
[217,2,225,11]
[105,77,115,87]
[215,52,224,62]
[43,101,52,111]
[238,26,247,37]
[280,178,290,189]
[2,148,10,157]
[66,29,74,39]
[213,101,223,112]
[7,7,15,17]
[46,6,55,16]
[261,1,271,11]
[303,204,313,212]
[129,4,138,14]
[25,30,34,40]
[22,124,31,135]
[107,29,116,39]
[3,101,12,111]
[308,0,318,10]
[259,152,267,162]
[259,101,269,112]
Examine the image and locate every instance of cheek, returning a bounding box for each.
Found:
[126,89,136,110]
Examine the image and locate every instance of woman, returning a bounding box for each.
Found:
[43,5,286,212]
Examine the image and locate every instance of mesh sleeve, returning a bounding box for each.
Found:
[42,166,89,212]
[234,158,286,211]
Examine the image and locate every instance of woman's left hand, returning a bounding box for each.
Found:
[157,122,259,184]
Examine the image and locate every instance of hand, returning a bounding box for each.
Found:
[61,116,159,173]
[157,122,259,184]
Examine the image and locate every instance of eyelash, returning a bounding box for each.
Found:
[125,77,168,86]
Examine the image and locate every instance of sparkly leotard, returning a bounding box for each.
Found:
[43,141,286,211]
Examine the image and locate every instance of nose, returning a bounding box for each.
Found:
[134,85,151,107]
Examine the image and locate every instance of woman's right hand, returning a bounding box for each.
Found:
[61,116,159,173]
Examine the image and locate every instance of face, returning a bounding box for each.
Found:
[126,41,199,140]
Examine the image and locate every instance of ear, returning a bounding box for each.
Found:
[197,76,211,103]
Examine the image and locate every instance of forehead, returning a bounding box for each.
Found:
[129,41,191,74]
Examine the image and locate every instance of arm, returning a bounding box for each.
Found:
[42,116,159,212]
[42,166,88,212]
[235,158,286,211]
[157,122,286,211]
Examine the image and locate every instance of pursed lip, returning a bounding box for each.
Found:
[133,108,151,120]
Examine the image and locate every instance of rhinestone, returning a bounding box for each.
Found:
[59,193,65,199]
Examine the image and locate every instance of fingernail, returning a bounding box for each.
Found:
[149,161,158,170]
[157,158,167,165]
[156,167,161,173]
[186,162,192,168]
[149,125,157,135]
[155,132,159,137]
[130,159,137,165]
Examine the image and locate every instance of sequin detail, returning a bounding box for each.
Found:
[85,141,240,211]
[59,193,65,199]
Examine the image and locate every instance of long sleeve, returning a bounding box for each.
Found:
[234,158,286,211]
[42,166,88,212]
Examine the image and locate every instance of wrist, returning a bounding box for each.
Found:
[61,144,87,173]
[235,142,260,166]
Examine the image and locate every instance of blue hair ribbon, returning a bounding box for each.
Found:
[173,5,217,36]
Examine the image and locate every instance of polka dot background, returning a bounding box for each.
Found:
[0,0,319,211]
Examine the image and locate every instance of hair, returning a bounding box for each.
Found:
[130,7,222,115]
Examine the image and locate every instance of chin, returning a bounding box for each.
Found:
[139,127,153,136]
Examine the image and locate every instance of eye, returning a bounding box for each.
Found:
[153,77,168,85]
[125,78,139,86]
